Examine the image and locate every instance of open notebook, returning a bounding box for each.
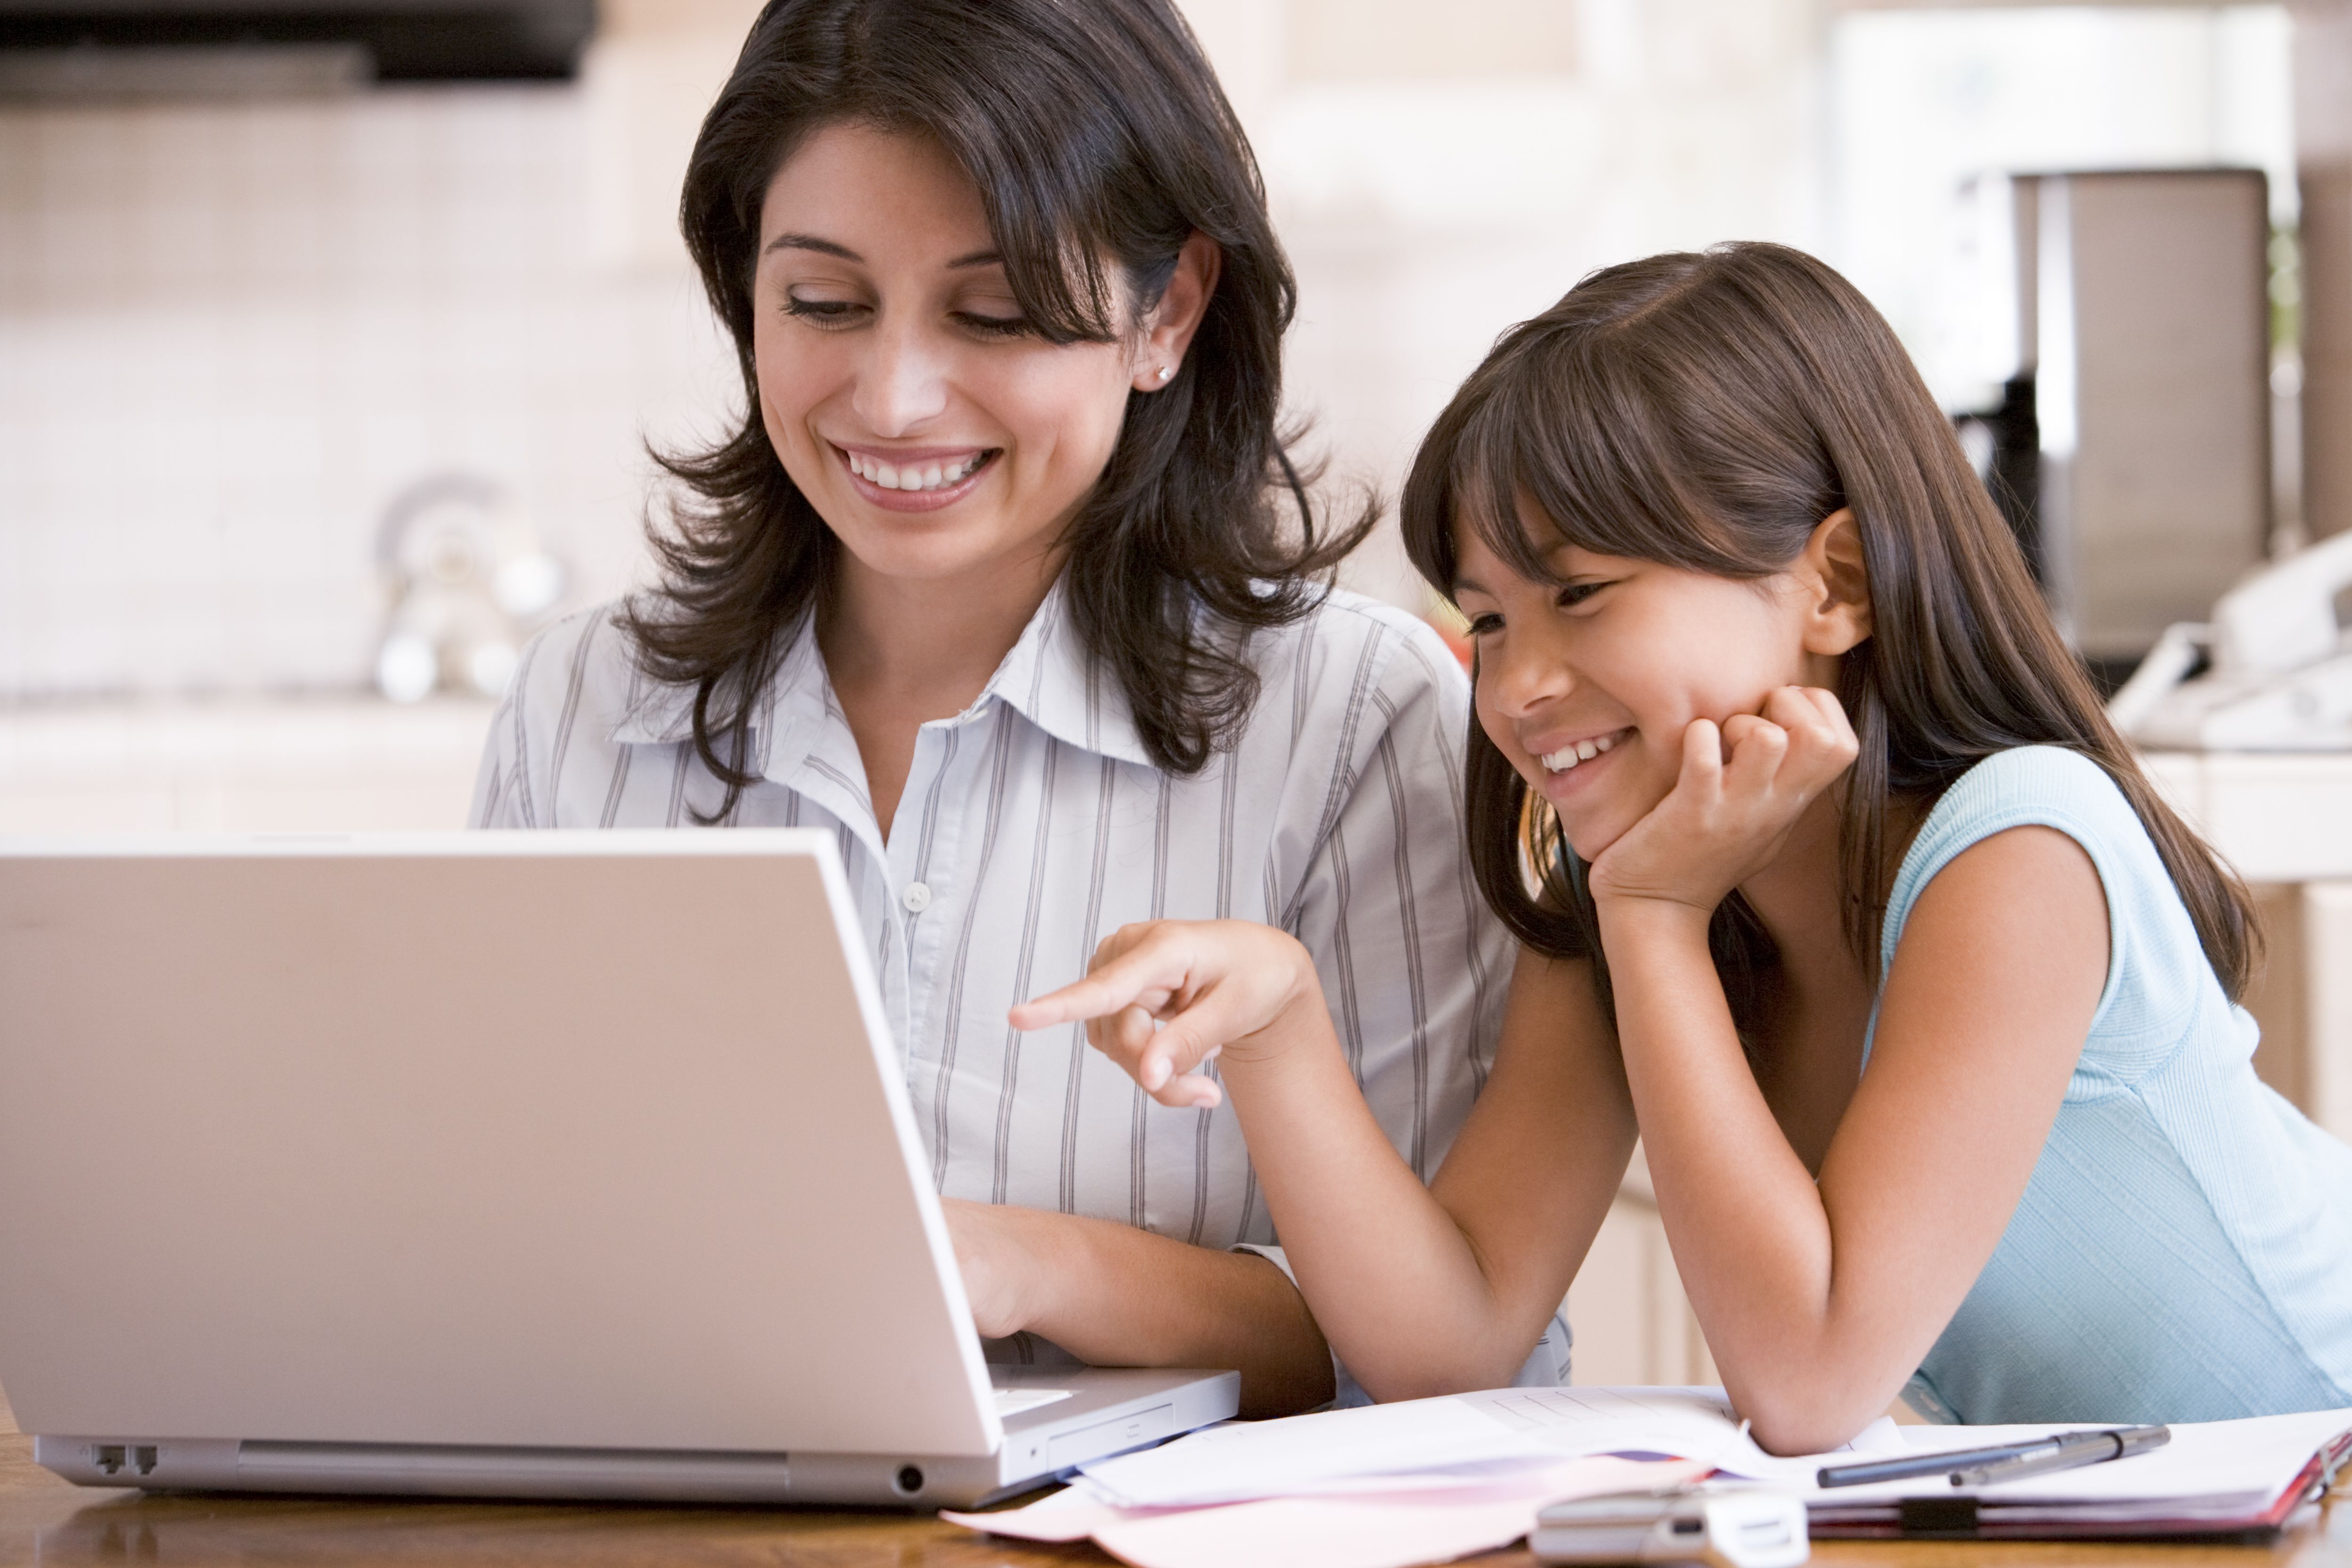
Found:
[1803,1408,2352,1540]
[950,1389,2352,1568]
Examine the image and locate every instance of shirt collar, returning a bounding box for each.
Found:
[604,577,1154,773]
[980,579,1154,768]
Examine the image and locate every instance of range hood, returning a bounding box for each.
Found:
[0,0,596,87]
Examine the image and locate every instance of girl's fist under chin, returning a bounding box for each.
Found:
[1586,686,1859,914]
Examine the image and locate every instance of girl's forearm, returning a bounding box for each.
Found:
[1216,1003,1566,1399]
[1598,898,1871,1446]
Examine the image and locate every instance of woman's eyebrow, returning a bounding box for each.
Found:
[759,235,1004,271]
[764,233,861,260]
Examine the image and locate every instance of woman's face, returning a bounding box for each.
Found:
[1452,506,1842,863]
[751,122,1178,592]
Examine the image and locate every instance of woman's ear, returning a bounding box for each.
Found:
[1132,233,1222,392]
[1798,506,1873,657]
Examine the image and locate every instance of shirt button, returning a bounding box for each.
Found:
[901,881,933,914]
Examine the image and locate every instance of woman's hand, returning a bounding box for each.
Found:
[941,1197,1039,1339]
[1009,919,1323,1108]
[1588,686,1859,915]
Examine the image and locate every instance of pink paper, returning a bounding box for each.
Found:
[945,1454,1705,1568]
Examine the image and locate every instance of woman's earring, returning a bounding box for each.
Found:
[1157,364,1174,383]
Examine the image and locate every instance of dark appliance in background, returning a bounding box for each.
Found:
[1952,168,2274,693]
[0,0,596,88]
[1954,373,2042,583]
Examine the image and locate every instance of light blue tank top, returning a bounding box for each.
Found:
[1865,746,2352,1425]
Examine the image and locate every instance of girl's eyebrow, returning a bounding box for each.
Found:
[1451,572,1491,597]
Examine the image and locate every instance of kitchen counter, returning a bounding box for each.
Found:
[2142,751,2352,883]
[0,696,496,833]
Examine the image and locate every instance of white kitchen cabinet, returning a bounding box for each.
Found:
[0,699,494,834]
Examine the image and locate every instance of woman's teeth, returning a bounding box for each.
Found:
[844,450,988,491]
[1541,732,1622,773]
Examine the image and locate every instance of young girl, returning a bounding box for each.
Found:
[1013,243,2352,1451]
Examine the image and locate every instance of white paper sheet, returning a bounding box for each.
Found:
[945,1454,1709,1568]
[1075,1383,1901,1508]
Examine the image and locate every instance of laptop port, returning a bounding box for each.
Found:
[93,1445,124,1475]
[893,1465,924,1496]
[131,1446,158,1476]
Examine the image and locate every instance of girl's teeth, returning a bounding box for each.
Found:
[1542,732,1622,773]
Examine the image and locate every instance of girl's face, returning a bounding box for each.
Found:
[1453,504,1856,863]
[752,122,1200,591]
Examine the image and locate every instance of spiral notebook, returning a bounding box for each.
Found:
[1802,1407,2352,1541]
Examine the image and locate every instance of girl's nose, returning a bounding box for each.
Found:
[1481,629,1575,717]
[852,318,950,436]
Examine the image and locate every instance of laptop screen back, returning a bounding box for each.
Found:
[0,832,1001,1458]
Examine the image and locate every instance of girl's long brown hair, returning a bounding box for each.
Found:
[634,0,1370,819]
[1400,244,2258,1027]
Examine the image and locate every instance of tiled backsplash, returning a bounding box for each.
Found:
[0,86,737,699]
[0,0,1838,702]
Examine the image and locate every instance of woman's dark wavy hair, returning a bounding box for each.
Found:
[1401,243,2258,1031]
[628,0,1370,815]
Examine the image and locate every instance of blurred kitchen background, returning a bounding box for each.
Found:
[5,0,2352,1386]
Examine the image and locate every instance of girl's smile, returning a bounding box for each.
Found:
[1450,504,1850,864]
[1529,725,1632,810]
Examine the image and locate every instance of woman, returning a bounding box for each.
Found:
[469,0,1532,1416]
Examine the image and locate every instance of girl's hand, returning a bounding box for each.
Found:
[1009,920,1322,1109]
[1588,686,1859,915]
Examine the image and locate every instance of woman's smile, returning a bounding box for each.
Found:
[753,123,1140,586]
[831,441,1002,512]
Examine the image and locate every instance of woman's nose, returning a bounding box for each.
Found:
[852,318,950,436]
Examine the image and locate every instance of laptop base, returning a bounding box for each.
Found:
[33,1368,1240,1509]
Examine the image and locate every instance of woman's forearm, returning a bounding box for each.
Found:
[984,1205,1336,1417]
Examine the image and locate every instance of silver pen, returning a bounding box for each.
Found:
[1948,1425,2171,1488]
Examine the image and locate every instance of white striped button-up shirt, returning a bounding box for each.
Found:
[472,581,1567,1384]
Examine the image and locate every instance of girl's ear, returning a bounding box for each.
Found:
[1798,506,1873,656]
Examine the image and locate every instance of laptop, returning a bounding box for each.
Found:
[0,831,1238,1507]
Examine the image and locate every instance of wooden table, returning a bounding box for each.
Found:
[0,1413,2343,1568]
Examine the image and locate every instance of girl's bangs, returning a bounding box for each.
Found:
[1446,360,1726,590]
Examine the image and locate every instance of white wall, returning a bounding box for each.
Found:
[1187,0,1830,605]
[0,83,742,701]
[0,0,1835,703]
[0,3,2304,695]
[1828,5,2294,412]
